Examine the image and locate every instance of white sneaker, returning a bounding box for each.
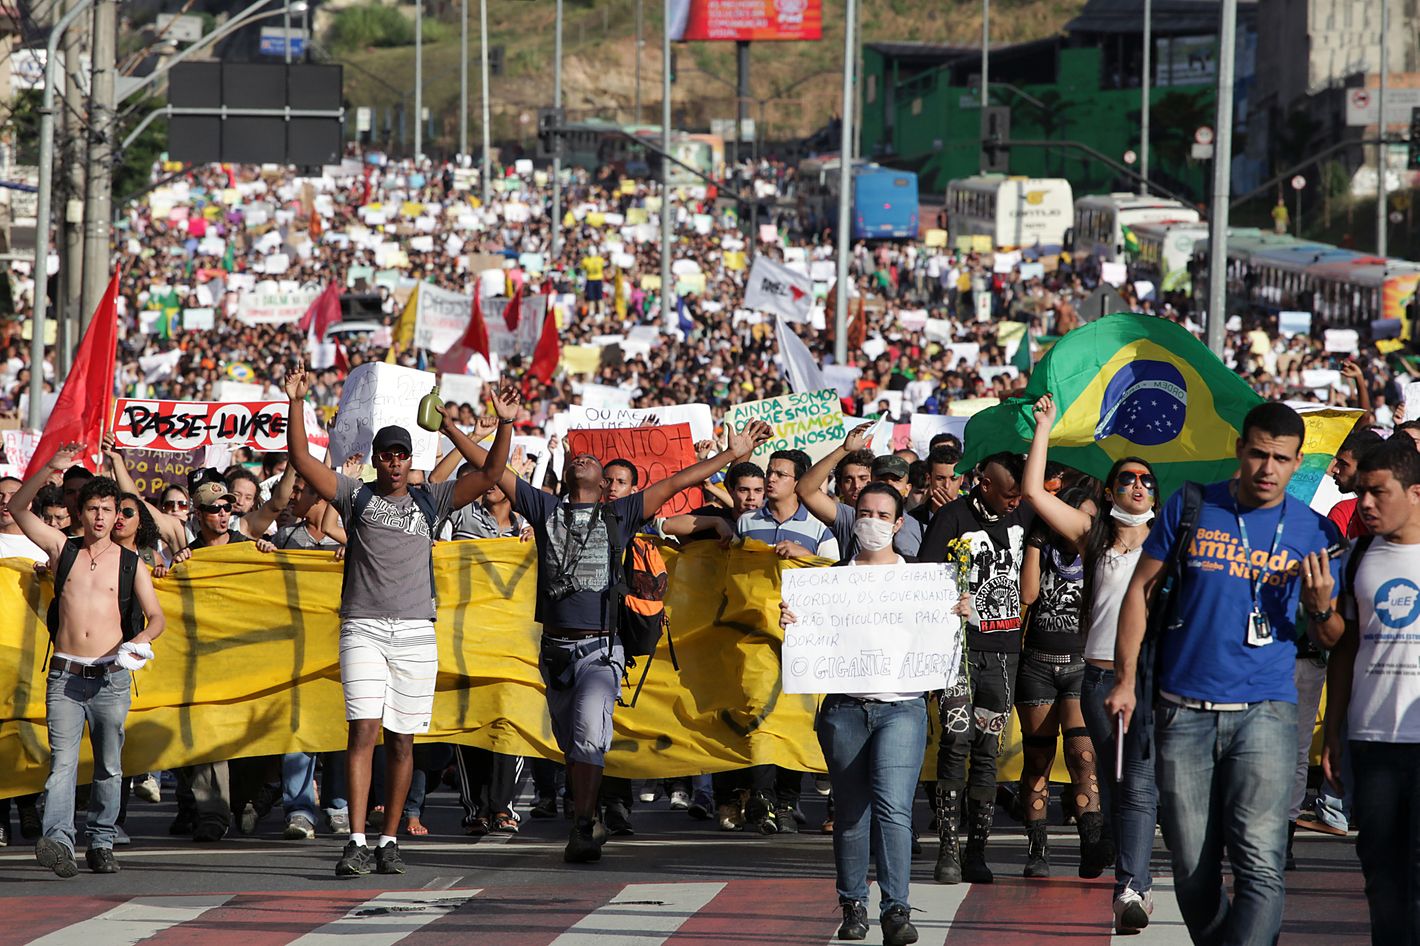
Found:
[638,785,658,803]
[134,775,161,804]
[1113,886,1154,933]
[669,790,691,811]
[283,815,316,840]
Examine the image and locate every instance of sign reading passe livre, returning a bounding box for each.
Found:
[112,399,328,455]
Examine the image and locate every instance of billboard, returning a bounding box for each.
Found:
[670,0,822,41]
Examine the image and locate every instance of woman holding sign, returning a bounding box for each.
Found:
[781,482,926,946]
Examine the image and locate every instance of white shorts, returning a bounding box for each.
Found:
[338,618,438,734]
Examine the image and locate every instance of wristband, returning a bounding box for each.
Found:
[1308,607,1334,624]
[498,418,514,427]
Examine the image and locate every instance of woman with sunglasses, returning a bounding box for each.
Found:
[1024,393,1160,934]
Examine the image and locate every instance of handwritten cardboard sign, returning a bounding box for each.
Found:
[565,423,701,516]
[780,564,962,694]
[125,448,203,500]
[726,389,845,463]
[329,363,441,471]
[550,403,714,443]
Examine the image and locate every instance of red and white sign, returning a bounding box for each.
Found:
[112,399,329,456]
[672,0,822,41]
[1193,125,1214,145]
[743,255,813,323]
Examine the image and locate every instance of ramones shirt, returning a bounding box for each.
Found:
[1023,530,1085,657]
[919,491,1032,654]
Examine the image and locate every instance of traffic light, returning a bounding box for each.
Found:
[537,107,563,159]
[980,105,1010,173]
[1409,107,1420,170]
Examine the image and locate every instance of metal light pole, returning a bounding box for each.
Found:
[57,0,86,373]
[634,0,642,123]
[30,0,95,431]
[551,0,564,260]
[980,0,989,110]
[1140,0,1151,189]
[659,0,673,330]
[1204,0,1237,357]
[80,0,117,326]
[414,0,423,160]
[460,0,468,157]
[480,0,491,205]
[834,0,857,365]
[1376,0,1388,257]
[283,0,292,63]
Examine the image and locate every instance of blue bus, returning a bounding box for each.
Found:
[796,158,919,240]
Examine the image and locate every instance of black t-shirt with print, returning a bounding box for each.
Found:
[1023,529,1085,656]
[919,491,1033,654]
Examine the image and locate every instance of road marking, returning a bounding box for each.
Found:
[27,895,233,946]
[1123,879,1187,942]
[827,881,973,946]
[422,876,464,890]
[286,889,481,946]
[548,882,726,945]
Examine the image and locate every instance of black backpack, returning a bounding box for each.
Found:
[1133,480,1205,760]
[46,537,146,645]
[344,483,442,600]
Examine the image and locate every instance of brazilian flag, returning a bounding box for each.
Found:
[1121,224,1140,256]
[959,313,1263,499]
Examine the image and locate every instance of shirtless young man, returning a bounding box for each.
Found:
[10,445,166,877]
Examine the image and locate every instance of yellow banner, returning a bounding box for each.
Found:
[2,540,1116,797]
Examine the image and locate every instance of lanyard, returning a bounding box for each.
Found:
[1234,494,1285,608]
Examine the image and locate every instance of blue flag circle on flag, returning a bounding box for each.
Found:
[1093,360,1188,446]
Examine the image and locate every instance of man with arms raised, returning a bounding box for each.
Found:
[283,361,519,877]
[10,446,165,877]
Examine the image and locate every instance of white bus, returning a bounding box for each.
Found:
[1071,193,1202,262]
[945,176,1073,251]
[1128,221,1209,293]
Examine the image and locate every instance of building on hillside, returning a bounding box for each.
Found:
[858,0,1262,202]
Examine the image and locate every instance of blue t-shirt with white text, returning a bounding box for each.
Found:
[1143,481,1341,704]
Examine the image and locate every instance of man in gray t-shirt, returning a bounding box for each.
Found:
[283,361,519,879]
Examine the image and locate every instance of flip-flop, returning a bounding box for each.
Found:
[405,820,429,836]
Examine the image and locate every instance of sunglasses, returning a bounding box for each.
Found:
[1115,471,1157,491]
[119,508,138,519]
[162,500,189,511]
[200,503,233,514]
[377,450,411,462]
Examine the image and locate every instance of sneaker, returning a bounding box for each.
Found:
[237,802,259,836]
[335,841,373,877]
[135,775,161,803]
[837,899,868,940]
[688,792,713,821]
[0,823,8,847]
[530,796,559,819]
[813,775,832,796]
[603,802,635,837]
[84,847,120,874]
[638,785,658,804]
[1295,812,1348,837]
[669,790,691,811]
[192,819,227,843]
[375,840,406,875]
[35,838,79,878]
[465,816,491,837]
[283,814,316,840]
[112,825,131,846]
[19,804,41,841]
[565,819,602,864]
[820,816,834,835]
[774,806,799,834]
[326,809,351,836]
[717,803,744,832]
[881,904,919,946]
[1113,886,1154,933]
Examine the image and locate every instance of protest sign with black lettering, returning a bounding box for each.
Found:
[235,286,320,325]
[780,564,962,695]
[413,282,471,354]
[726,388,845,463]
[565,423,701,516]
[125,448,203,499]
[114,399,294,452]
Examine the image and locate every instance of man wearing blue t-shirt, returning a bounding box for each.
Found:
[1107,403,1342,946]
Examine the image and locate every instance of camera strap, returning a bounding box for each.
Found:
[550,502,603,581]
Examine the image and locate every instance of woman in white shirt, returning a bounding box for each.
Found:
[781,482,925,946]
[1024,393,1159,935]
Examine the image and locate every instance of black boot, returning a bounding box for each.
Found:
[1024,821,1049,878]
[836,899,868,941]
[1077,810,1113,879]
[933,785,962,884]
[960,798,995,884]
[1286,821,1297,871]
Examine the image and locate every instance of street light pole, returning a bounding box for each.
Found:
[634,0,642,123]
[80,0,117,326]
[1204,0,1237,357]
[834,0,857,365]
[30,0,95,431]
[1140,0,1151,189]
[414,0,423,160]
[480,0,491,205]
[1376,0,1388,257]
[460,0,468,157]
[660,0,673,330]
[551,0,564,260]
[980,0,989,110]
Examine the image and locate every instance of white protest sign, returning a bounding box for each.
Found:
[329,362,441,471]
[910,414,968,458]
[2,429,41,476]
[413,282,471,354]
[1406,382,1420,426]
[780,564,962,694]
[236,286,320,325]
[1301,368,1343,394]
[576,383,634,411]
[439,373,484,408]
[183,307,215,331]
[212,380,264,401]
[726,389,846,463]
[1278,311,1312,337]
[550,403,714,443]
[1324,329,1359,354]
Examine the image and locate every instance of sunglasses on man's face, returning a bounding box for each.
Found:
[200,503,232,514]
[377,450,411,463]
[162,500,189,511]
[119,508,138,519]
[1115,471,1157,491]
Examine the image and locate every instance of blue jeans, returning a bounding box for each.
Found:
[281,753,318,821]
[1155,700,1295,946]
[43,666,132,853]
[1081,664,1157,896]
[1351,741,1420,946]
[817,694,927,917]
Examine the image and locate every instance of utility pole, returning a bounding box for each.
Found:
[734,40,748,169]
[460,0,468,157]
[551,0,563,260]
[80,0,116,328]
[414,0,423,160]
[480,0,491,205]
[58,0,87,372]
[1376,0,1388,257]
[980,0,989,110]
[659,0,673,330]
[1140,0,1151,189]
[1204,0,1237,357]
[834,0,856,365]
[634,0,642,123]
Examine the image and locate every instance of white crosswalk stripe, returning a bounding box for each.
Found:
[285,889,483,946]
[548,882,726,945]
[26,894,234,946]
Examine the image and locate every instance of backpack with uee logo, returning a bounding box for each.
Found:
[607,526,677,708]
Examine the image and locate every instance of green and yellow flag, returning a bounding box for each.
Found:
[959,313,1264,499]
[1121,224,1140,256]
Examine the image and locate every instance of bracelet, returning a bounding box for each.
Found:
[498,418,514,426]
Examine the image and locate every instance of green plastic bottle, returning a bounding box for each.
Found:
[416,384,444,432]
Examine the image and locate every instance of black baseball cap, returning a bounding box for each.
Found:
[372,425,413,455]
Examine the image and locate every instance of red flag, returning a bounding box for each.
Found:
[333,335,351,377]
[525,302,560,385]
[502,282,523,332]
[30,270,120,475]
[299,282,342,337]
[435,286,489,376]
